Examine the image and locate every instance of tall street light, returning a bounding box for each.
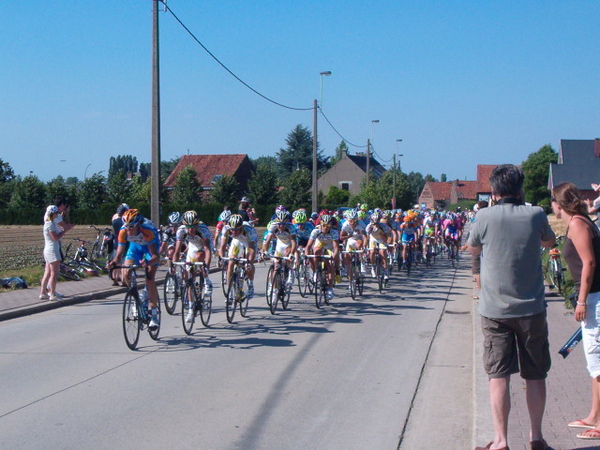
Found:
[393,139,403,208]
[84,163,92,180]
[313,70,332,213]
[366,120,379,186]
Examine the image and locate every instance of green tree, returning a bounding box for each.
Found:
[0,158,15,183]
[279,168,312,207]
[161,157,180,180]
[108,155,138,180]
[77,173,108,209]
[251,155,277,168]
[107,171,133,204]
[47,175,78,207]
[211,175,241,206]
[440,173,447,182]
[330,140,349,166]
[276,124,329,180]
[406,171,427,203]
[323,186,350,209]
[248,163,279,205]
[355,170,412,210]
[10,175,47,210]
[522,144,558,205]
[171,165,203,207]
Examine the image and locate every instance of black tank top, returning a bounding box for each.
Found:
[563,216,600,293]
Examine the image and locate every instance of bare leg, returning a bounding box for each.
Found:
[526,378,546,442]
[489,376,510,449]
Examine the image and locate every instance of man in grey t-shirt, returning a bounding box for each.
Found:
[469,165,555,450]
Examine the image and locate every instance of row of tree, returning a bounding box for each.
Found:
[0,125,557,225]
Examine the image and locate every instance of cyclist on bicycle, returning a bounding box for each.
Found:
[365,212,391,280]
[340,209,367,276]
[213,209,232,252]
[443,212,462,257]
[421,210,440,259]
[263,210,297,288]
[306,214,339,301]
[173,211,213,322]
[159,211,183,260]
[292,210,314,270]
[219,214,258,299]
[110,209,161,329]
[400,212,419,268]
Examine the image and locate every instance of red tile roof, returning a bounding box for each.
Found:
[476,165,498,193]
[164,154,251,188]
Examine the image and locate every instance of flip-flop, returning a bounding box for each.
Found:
[577,428,600,439]
[568,419,595,429]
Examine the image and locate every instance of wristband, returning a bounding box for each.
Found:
[577,302,587,306]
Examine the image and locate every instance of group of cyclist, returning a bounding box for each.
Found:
[108,199,470,330]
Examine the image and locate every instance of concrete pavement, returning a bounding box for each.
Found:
[0,262,598,449]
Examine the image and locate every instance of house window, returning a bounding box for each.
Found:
[340,182,350,191]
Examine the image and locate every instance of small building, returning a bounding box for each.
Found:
[548,139,600,200]
[418,180,477,209]
[317,152,386,197]
[164,154,254,197]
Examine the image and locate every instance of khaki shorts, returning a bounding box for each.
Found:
[481,311,551,380]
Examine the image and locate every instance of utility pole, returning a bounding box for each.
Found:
[312,99,318,213]
[392,153,396,208]
[151,0,161,226]
[366,139,371,186]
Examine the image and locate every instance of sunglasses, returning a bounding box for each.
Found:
[124,223,137,229]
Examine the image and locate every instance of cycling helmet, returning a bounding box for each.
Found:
[311,212,319,220]
[360,203,368,211]
[219,210,232,222]
[168,211,182,225]
[116,203,129,215]
[370,212,381,223]
[320,214,333,225]
[122,209,143,227]
[182,210,200,226]
[357,210,367,220]
[344,209,358,220]
[275,205,286,212]
[240,196,250,203]
[275,209,289,222]
[229,214,243,229]
[295,211,308,223]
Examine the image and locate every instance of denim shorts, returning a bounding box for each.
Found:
[481,311,551,380]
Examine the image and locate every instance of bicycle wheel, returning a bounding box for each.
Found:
[406,248,412,276]
[122,291,141,350]
[163,272,178,315]
[281,268,291,311]
[60,264,82,281]
[181,284,195,335]
[376,257,384,293]
[298,264,309,298]
[266,266,275,308]
[349,269,357,300]
[553,260,564,292]
[148,298,161,341]
[225,274,237,323]
[221,262,228,297]
[239,276,250,318]
[197,274,212,327]
[269,269,281,315]
[315,268,325,309]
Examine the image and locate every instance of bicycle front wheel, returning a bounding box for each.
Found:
[181,285,195,335]
[199,275,212,327]
[123,292,141,350]
[239,277,250,318]
[148,299,161,341]
[315,269,325,309]
[281,269,291,310]
[163,273,178,315]
[226,275,237,323]
[269,269,281,315]
[60,264,82,281]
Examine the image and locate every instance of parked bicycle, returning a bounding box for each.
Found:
[114,265,161,350]
[545,236,566,293]
[222,257,251,323]
[68,238,105,274]
[174,261,212,334]
[89,225,114,260]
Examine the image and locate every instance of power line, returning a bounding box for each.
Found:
[163,4,313,112]
[318,107,368,149]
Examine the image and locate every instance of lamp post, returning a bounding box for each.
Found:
[393,139,403,208]
[84,163,92,180]
[313,70,332,214]
[366,120,379,186]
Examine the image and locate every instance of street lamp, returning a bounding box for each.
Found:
[84,163,92,180]
[367,120,379,186]
[393,139,403,208]
[319,71,332,108]
[313,70,332,213]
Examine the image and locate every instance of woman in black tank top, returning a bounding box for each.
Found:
[553,182,600,436]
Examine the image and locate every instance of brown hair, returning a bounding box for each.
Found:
[553,182,589,217]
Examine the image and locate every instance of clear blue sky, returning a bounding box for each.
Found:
[3,1,600,183]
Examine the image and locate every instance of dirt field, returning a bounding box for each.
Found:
[0,225,105,272]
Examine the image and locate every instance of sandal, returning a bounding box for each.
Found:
[577,428,600,439]
[568,419,595,429]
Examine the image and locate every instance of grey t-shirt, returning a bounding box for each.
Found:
[468,202,555,319]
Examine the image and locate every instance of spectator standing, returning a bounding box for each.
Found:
[553,182,600,439]
[40,205,73,301]
[238,197,251,222]
[111,204,129,286]
[469,164,555,450]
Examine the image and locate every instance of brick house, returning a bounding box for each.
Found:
[164,154,254,198]
[418,180,478,209]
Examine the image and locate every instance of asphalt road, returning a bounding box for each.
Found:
[0,257,472,450]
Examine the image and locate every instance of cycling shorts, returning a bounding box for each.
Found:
[401,233,415,244]
[345,237,363,252]
[368,236,387,250]
[125,242,159,266]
